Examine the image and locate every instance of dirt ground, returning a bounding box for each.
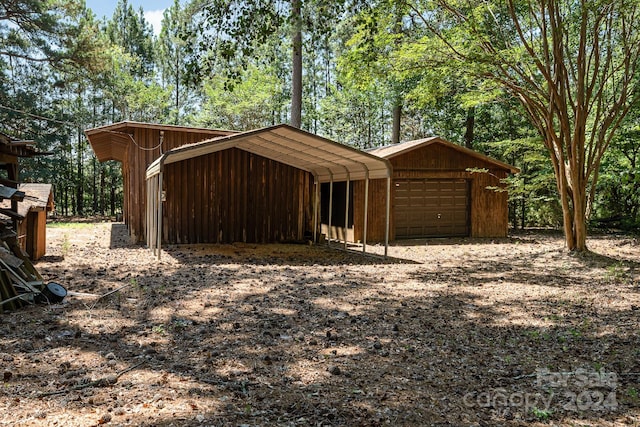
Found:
[1,222,639,427]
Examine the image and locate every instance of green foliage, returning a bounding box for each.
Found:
[0,0,92,67]
[406,0,640,250]
[531,406,552,421]
[592,112,640,231]
[105,0,155,78]
[2,0,640,233]
[195,65,284,130]
[156,0,200,124]
[319,82,391,149]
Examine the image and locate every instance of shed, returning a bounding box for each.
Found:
[0,184,55,260]
[145,124,393,257]
[16,184,55,260]
[323,137,518,241]
[85,121,235,242]
[0,132,49,223]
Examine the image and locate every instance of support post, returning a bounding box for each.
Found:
[328,177,333,245]
[146,178,151,251]
[344,175,350,250]
[313,177,319,243]
[157,172,163,260]
[384,176,391,257]
[149,178,155,255]
[363,173,369,253]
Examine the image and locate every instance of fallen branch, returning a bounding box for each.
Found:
[36,360,145,398]
[97,283,134,301]
[67,290,137,304]
[0,293,34,307]
[88,283,136,309]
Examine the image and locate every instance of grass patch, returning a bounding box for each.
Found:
[47,222,97,229]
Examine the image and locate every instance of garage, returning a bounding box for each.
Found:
[348,137,518,242]
[395,178,469,238]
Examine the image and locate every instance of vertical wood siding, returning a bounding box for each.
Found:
[162,148,314,244]
[122,128,222,242]
[351,142,511,241]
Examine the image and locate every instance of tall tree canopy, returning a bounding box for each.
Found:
[407,0,640,251]
[2,0,640,239]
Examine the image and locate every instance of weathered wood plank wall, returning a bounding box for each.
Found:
[123,128,224,242]
[162,148,314,244]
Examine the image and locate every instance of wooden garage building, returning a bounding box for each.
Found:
[87,122,393,255]
[88,121,516,254]
[85,122,235,242]
[324,137,518,242]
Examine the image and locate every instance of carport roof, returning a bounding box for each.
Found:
[146,124,392,183]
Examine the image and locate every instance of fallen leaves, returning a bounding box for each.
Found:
[0,224,638,426]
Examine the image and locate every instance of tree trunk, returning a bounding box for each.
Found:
[76,126,84,216]
[110,170,116,217]
[464,107,475,149]
[92,157,98,214]
[290,0,302,128]
[520,196,525,230]
[100,166,106,216]
[391,103,401,144]
[554,156,588,252]
[175,49,180,125]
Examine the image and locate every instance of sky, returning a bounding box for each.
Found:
[85,0,177,36]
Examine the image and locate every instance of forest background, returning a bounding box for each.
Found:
[1,0,639,237]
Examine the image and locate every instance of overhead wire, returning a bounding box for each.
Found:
[0,103,80,128]
[0,104,164,154]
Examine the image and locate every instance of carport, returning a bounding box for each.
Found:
[145,124,392,259]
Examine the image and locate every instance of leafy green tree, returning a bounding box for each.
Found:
[594,112,640,229]
[157,0,199,124]
[319,81,390,149]
[195,64,284,130]
[0,0,95,66]
[409,0,640,251]
[344,1,412,144]
[105,0,155,78]
[0,1,113,216]
[185,0,347,129]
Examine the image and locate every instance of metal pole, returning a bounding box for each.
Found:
[157,171,163,260]
[146,178,151,251]
[328,177,333,245]
[149,177,156,255]
[363,173,369,253]
[384,176,391,258]
[344,174,350,250]
[313,177,319,243]
[150,178,155,255]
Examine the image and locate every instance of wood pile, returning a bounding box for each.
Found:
[0,222,45,312]
[0,132,55,311]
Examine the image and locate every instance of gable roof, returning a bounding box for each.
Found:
[0,183,53,219]
[18,183,54,214]
[369,137,519,173]
[146,124,392,183]
[85,121,237,163]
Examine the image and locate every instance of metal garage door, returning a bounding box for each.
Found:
[395,179,469,238]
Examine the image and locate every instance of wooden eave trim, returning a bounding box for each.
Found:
[382,138,520,174]
[85,121,238,136]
